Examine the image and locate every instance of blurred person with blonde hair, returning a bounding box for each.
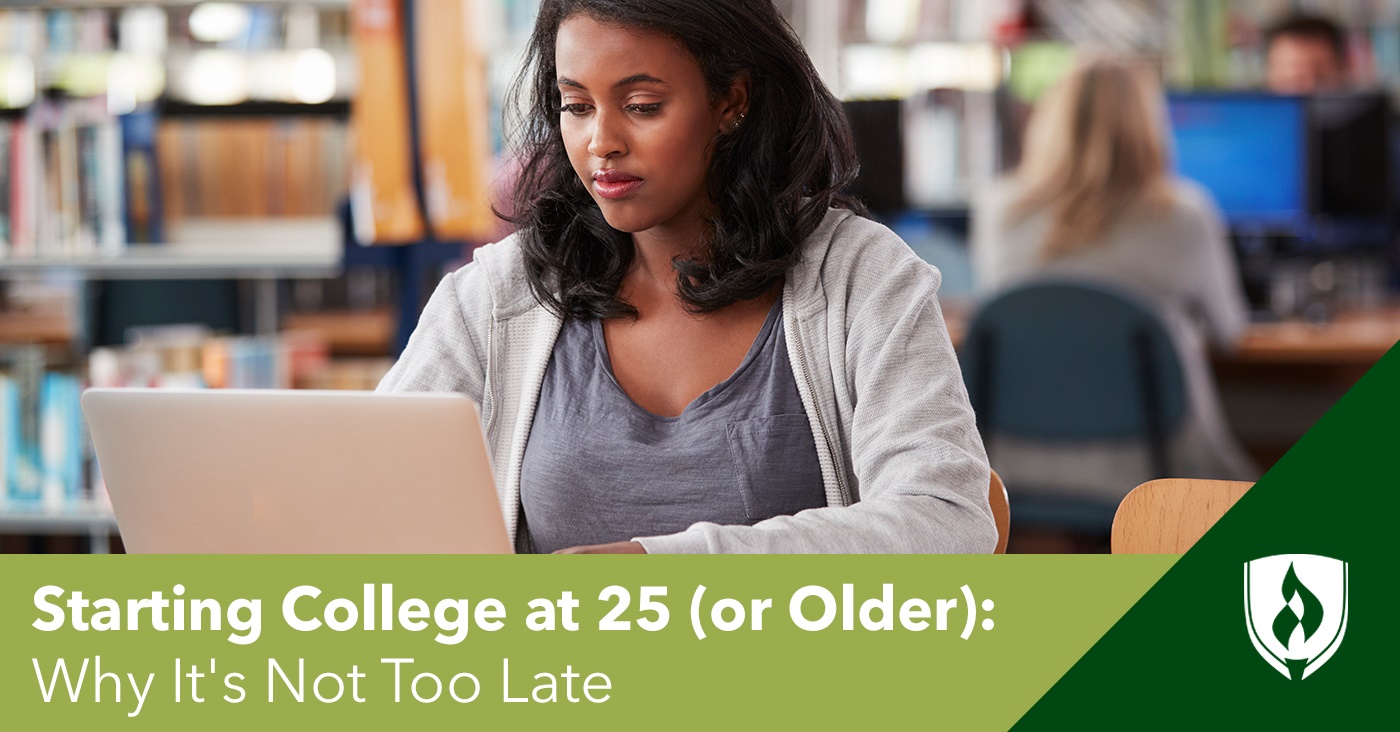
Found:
[971,57,1258,504]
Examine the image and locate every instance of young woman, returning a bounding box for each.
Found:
[379,0,994,554]
[972,58,1258,502]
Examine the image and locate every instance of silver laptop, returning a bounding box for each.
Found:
[81,388,510,554]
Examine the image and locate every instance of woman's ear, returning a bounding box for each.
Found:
[719,72,752,133]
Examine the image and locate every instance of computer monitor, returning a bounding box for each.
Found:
[1167,93,1308,231]
[842,99,906,215]
[1309,91,1391,222]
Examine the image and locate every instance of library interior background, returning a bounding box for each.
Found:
[1,0,1394,553]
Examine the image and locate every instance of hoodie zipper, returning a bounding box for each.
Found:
[482,318,523,544]
[789,313,851,508]
[502,312,560,545]
[482,321,497,439]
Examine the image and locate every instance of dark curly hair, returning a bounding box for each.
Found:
[501,0,866,320]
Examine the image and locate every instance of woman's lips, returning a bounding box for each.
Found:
[593,171,644,200]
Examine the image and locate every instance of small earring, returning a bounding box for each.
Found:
[731,112,746,130]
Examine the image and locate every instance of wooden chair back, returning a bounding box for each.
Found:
[1112,479,1253,554]
[990,469,1010,554]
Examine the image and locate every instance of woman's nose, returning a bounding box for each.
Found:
[587,111,627,159]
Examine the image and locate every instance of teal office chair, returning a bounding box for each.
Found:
[959,280,1189,536]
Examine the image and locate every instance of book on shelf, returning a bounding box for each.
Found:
[2,100,352,256]
[90,324,334,392]
[3,1,357,257]
[120,108,164,245]
[0,122,11,254]
[0,345,85,513]
[2,98,126,259]
[0,374,11,510]
[282,308,394,357]
[4,118,36,257]
[39,372,82,511]
[155,116,349,221]
[349,0,425,244]
[1,346,43,507]
[415,0,496,242]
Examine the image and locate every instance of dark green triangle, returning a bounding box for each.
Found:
[1013,345,1399,729]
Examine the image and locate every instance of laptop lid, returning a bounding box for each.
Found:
[80,388,510,554]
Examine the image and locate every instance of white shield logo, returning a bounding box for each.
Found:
[1243,554,1348,680]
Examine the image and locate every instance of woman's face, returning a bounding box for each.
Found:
[555,15,741,238]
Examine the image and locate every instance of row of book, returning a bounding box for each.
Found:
[1,98,126,259]
[90,325,332,392]
[351,0,498,244]
[1,98,352,255]
[0,324,385,513]
[0,346,86,511]
[2,4,355,105]
[0,5,352,58]
[157,117,351,220]
[3,2,355,255]
[1034,0,1165,52]
[89,327,391,391]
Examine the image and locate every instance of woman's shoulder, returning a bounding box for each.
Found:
[1091,178,1223,249]
[448,231,545,317]
[789,207,940,309]
[1160,177,1226,229]
[803,207,928,271]
[970,177,1043,254]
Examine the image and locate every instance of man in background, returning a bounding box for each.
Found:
[1265,14,1348,94]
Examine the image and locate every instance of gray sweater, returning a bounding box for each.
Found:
[972,177,1258,499]
[378,208,996,553]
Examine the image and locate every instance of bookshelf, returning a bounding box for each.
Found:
[1,218,344,340]
[0,502,118,553]
[0,243,340,280]
[0,218,342,280]
[0,0,372,552]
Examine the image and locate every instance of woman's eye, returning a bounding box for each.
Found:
[627,103,662,115]
[560,103,592,116]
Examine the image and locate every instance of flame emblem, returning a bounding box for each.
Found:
[1271,562,1323,652]
[1244,554,1348,680]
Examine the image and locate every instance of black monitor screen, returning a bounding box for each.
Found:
[1310,92,1391,221]
[842,100,905,215]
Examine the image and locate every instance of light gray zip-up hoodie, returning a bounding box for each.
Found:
[378,208,996,553]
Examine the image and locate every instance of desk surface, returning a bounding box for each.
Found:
[941,301,1400,366]
[1232,309,1400,364]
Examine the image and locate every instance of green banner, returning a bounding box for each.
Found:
[2,555,1170,729]
[9,353,1399,729]
[1015,347,1400,728]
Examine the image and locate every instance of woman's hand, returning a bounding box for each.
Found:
[553,541,648,554]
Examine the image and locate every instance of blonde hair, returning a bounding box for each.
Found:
[1011,57,1174,259]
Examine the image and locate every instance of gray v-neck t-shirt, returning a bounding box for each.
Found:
[518,295,826,553]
